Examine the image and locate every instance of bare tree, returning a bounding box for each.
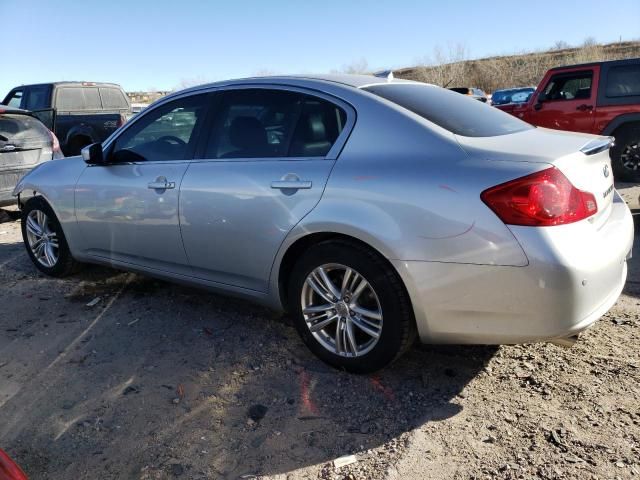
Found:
[337,58,369,74]
[172,76,210,92]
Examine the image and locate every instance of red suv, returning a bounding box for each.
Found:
[506,58,640,181]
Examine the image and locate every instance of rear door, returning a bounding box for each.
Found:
[74,93,210,275]
[527,67,599,133]
[179,86,354,291]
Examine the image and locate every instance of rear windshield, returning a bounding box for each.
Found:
[56,87,102,111]
[364,83,533,137]
[100,87,129,109]
[0,114,49,141]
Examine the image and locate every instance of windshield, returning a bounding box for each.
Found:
[365,83,533,137]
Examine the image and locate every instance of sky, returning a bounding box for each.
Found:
[1,0,638,97]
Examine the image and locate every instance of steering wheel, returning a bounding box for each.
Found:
[157,135,187,147]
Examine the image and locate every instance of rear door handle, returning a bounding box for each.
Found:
[147,177,175,190]
[270,180,312,190]
[576,104,593,111]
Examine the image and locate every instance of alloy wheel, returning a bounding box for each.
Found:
[301,263,383,357]
[621,142,640,171]
[25,210,59,268]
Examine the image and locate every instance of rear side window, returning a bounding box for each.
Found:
[24,86,49,110]
[56,87,102,110]
[100,87,129,109]
[365,83,532,137]
[206,89,346,159]
[605,65,640,97]
[542,72,593,101]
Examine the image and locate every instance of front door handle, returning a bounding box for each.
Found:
[148,176,175,190]
[271,180,312,190]
[576,104,593,111]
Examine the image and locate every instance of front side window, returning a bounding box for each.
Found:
[205,89,346,159]
[543,72,593,101]
[5,90,23,108]
[365,83,532,137]
[110,94,207,162]
[605,65,640,97]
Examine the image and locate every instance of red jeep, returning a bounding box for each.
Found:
[505,58,640,182]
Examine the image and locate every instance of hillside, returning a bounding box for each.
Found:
[393,41,640,93]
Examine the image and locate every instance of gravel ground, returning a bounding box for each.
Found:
[0,185,638,480]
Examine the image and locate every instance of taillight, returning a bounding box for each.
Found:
[481,167,598,226]
[48,130,63,158]
[116,114,126,127]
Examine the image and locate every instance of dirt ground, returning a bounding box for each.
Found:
[0,185,638,480]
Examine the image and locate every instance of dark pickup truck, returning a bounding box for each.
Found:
[2,82,131,155]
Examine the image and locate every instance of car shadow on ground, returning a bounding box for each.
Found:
[0,245,497,479]
[0,208,20,224]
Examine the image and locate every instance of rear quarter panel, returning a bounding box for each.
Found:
[274,98,531,268]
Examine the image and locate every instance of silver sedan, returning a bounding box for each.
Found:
[13,75,634,373]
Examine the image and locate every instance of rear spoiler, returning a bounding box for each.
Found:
[580,137,614,156]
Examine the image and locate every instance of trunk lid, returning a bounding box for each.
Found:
[456,127,616,226]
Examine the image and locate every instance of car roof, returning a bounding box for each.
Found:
[549,57,640,71]
[9,81,123,89]
[165,74,422,99]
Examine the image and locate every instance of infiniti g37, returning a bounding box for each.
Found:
[13,75,634,372]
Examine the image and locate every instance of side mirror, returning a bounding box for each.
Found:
[81,143,105,164]
[534,93,547,111]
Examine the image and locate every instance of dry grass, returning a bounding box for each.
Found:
[393,41,640,93]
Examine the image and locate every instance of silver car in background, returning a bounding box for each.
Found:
[13,75,634,372]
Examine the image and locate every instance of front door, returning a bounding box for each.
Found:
[527,68,599,133]
[179,87,353,292]
[75,93,209,275]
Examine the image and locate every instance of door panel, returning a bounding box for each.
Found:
[180,159,333,291]
[75,162,191,273]
[527,68,599,133]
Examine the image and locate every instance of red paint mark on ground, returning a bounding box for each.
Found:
[299,370,319,415]
[370,375,396,402]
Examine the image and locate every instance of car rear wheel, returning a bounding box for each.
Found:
[288,240,416,373]
[21,197,79,277]
[611,124,640,182]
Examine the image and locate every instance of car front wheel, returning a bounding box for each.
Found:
[21,197,79,277]
[288,240,416,373]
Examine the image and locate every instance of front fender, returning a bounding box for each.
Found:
[12,157,87,254]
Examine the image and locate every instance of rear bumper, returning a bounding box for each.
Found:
[394,193,634,344]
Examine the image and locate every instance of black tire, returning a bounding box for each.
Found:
[288,240,416,373]
[611,124,640,182]
[21,197,80,277]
